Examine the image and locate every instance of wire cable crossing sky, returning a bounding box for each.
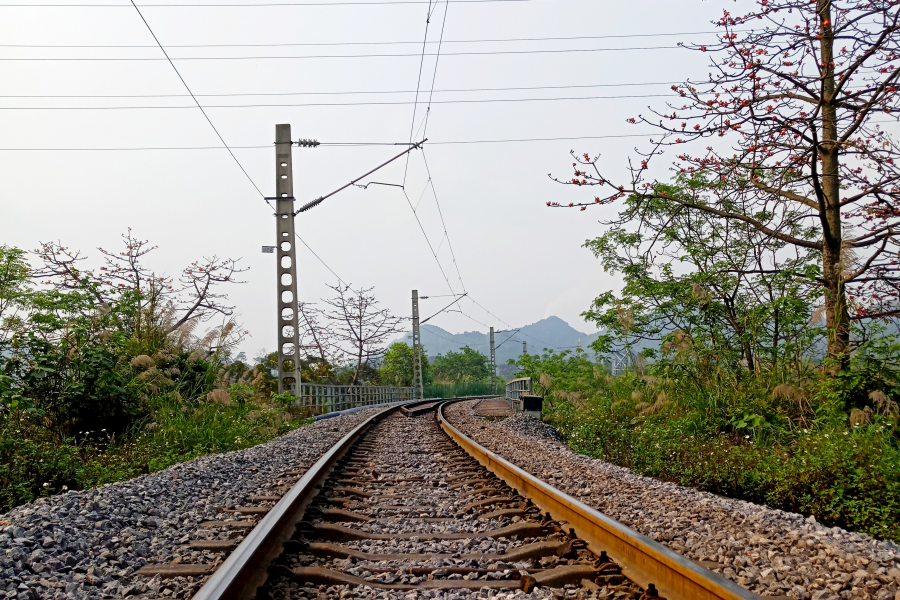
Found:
[1,0,795,354]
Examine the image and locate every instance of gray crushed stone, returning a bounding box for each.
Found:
[0,407,382,600]
[447,401,900,600]
[497,413,562,441]
[264,414,573,600]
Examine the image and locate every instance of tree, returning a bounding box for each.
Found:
[0,232,246,438]
[0,246,29,345]
[583,178,822,375]
[322,284,404,385]
[296,302,340,380]
[380,341,431,387]
[510,349,598,409]
[32,229,245,349]
[432,346,491,383]
[551,0,900,374]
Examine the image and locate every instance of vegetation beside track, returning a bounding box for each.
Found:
[513,347,900,543]
[0,234,501,513]
[0,237,313,512]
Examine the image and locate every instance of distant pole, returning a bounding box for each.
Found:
[411,290,424,400]
[577,337,582,353]
[489,327,496,395]
[275,124,301,396]
[523,340,527,356]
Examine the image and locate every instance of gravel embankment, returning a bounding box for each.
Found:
[0,407,383,600]
[445,401,900,600]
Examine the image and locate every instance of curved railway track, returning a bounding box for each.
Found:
[140,399,761,600]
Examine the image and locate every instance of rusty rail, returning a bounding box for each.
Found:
[436,401,762,600]
[190,397,761,600]
[191,399,431,600]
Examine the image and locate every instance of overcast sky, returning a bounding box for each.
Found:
[0,0,730,357]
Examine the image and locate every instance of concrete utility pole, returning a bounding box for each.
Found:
[275,124,302,396]
[489,327,496,395]
[523,341,527,356]
[411,290,424,400]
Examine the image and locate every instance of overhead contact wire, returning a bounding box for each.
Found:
[402,0,433,185]
[420,0,449,139]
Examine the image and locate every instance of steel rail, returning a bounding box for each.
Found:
[191,399,433,600]
[436,401,763,600]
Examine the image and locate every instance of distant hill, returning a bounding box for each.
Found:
[393,316,604,379]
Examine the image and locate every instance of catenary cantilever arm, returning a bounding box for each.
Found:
[295,139,427,214]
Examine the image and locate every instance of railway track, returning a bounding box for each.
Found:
[141,399,760,600]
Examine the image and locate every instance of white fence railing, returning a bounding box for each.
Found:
[505,377,532,413]
[297,384,414,414]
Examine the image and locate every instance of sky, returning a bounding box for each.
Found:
[0,0,731,357]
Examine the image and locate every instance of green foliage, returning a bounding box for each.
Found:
[828,327,900,412]
[0,237,290,513]
[270,391,296,408]
[424,381,495,398]
[551,397,900,540]
[582,177,822,379]
[378,342,431,387]
[510,349,597,403]
[432,346,490,384]
[521,344,900,540]
[0,395,312,510]
[0,245,29,342]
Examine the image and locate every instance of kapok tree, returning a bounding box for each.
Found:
[321,284,404,385]
[551,0,900,374]
[33,230,245,341]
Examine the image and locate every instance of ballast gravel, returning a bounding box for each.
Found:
[445,401,900,600]
[497,414,562,442]
[0,407,383,600]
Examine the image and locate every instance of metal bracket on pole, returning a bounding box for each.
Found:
[275,124,302,396]
[490,327,496,395]
[411,290,424,400]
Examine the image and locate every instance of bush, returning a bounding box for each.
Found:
[548,395,900,541]
[0,395,312,512]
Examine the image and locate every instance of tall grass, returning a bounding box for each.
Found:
[545,373,900,541]
[0,395,311,511]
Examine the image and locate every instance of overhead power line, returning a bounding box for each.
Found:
[494,328,521,349]
[0,80,682,99]
[0,45,679,61]
[294,232,348,286]
[0,0,536,6]
[401,0,434,185]
[127,0,264,199]
[129,0,355,302]
[0,30,731,48]
[5,130,807,152]
[419,294,465,298]
[401,187,457,294]
[420,149,463,293]
[420,0,449,142]
[0,93,676,110]
[415,326,489,348]
[420,292,467,325]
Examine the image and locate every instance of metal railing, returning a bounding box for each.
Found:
[296,384,414,414]
[505,377,532,412]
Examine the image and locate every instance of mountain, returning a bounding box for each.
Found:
[393,316,604,379]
